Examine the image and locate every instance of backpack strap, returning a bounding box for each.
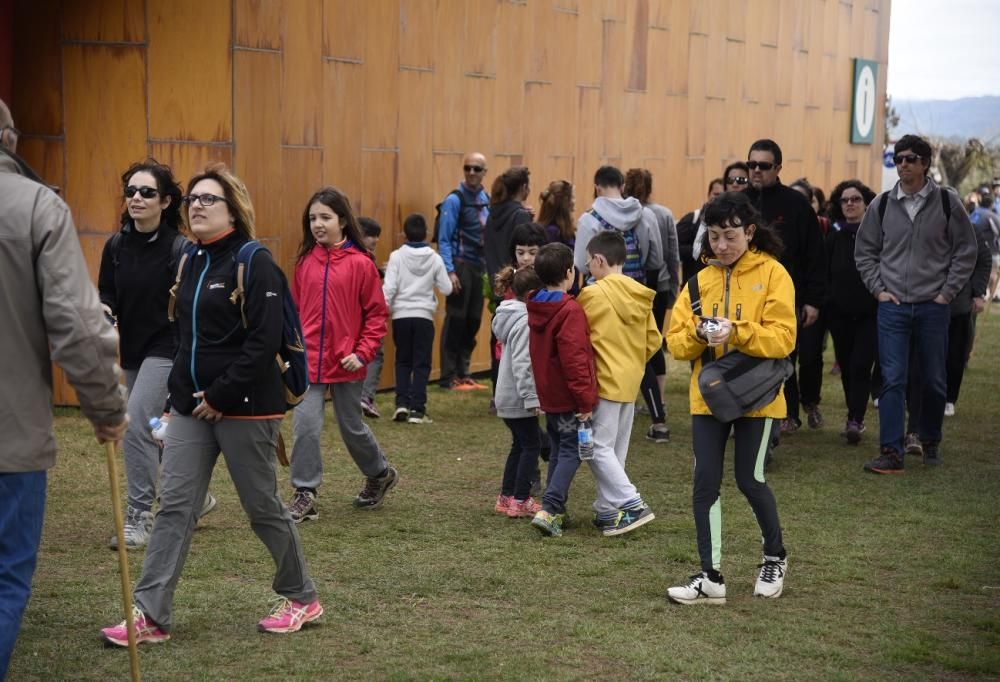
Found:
[878,187,951,230]
[230,240,266,328]
[686,274,715,365]
[589,208,615,231]
[167,243,196,322]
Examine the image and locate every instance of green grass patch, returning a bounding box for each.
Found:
[8,312,1000,680]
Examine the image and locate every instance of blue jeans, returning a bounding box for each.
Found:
[541,412,582,515]
[877,301,950,454]
[0,471,47,679]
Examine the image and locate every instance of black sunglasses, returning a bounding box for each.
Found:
[463,164,485,173]
[893,153,923,165]
[726,176,749,186]
[182,193,226,207]
[125,185,159,199]
[840,195,864,205]
[746,161,775,171]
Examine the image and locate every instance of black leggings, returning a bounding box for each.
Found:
[501,416,541,500]
[640,290,671,422]
[827,308,878,422]
[691,415,785,573]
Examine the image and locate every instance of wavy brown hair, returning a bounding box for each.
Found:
[184,163,255,240]
[537,180,575,243]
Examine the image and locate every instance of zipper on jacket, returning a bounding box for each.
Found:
[735,303,742,321]
[315,251,331,383]
[722,267,732,355]
[190,250,212,393]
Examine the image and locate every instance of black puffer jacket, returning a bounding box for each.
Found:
[167,231,286,416]
[746,181,826,309]
[483,200,532,284]
[826,223,876,317]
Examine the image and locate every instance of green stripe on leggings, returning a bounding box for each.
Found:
[754,417,773,484]
[710,497,722,570]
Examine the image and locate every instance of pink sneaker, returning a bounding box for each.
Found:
[494,494,513,514]
[257,597,323,634]
[101,607,170,647]
[506,497,542,518]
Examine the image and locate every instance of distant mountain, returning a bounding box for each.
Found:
[890,96,1000,144]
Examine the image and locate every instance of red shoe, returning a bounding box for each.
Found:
[257,597,323,634]
[494,494,513,514]
[101,607,170,647]
[506,497,542,518]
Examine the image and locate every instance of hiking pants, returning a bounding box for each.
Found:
[123,356,172,512]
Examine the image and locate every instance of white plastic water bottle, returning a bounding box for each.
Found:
[578,418,595,461]
[149,416,169,441]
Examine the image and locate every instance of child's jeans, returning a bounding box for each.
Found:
[501,416,541,500]
[541,412,581,514]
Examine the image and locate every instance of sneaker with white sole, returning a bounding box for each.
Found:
[353,466,398,509]
[602,505,655,537]
[943,402,955,417]
[198,493,217,521]
[101,606,170,646]
[109,506,154,551]
[667,572,726,605]
[754,556,787,598]
[286,489,318,523]
[360,397,381,418]
[645,423,671,443]
[407,411,434,424]
[531,510,565,537]
[393,407,409,422]
[904,433,923,456]
[257,596,323,634]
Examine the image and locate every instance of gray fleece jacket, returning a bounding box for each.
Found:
[491,299,539,419]
[573,196,663,277]
[855,179,977,304]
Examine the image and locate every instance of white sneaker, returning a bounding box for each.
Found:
[109,506,154,550]
[667,572,726,605]
[944,402,955,417]
[198,493,217,522]
[754,556,787,598]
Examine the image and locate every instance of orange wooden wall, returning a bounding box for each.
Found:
[12,0,891,405]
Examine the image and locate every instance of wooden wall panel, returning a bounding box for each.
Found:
[13,0,894,403]
[63,45,147,234]
[148,0,232,142]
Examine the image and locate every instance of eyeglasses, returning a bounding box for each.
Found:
[463,165,485,173]
[893,153,923,165]
[183,193,226,207]
[726,176,749,186]
[125,185,159,199]
[746,161,775,171]
[840,195,864,205]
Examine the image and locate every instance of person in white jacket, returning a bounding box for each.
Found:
[383,214,453,423]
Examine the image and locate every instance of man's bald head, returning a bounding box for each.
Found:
[462,152,487,190]
[0,99,18,153]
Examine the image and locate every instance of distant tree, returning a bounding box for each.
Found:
[932,138,999,194]
[885,95,900,145]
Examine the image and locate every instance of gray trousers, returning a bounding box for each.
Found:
[290,382,389,491]
[123,357,173,511]
[588,398,642,516]
[361,339,385,401]
[133,415,316,632]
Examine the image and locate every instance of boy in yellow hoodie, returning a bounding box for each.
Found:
[577,231,663,536]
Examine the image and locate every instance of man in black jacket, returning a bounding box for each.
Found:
[745,139,827,434]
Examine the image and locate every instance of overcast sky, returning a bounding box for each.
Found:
[887,0,1000,101]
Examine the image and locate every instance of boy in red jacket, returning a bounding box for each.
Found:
[526,243,599,537]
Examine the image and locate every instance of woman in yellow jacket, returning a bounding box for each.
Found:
[665,191,796,605]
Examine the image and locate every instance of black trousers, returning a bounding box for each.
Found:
[639,289,670,423]
[784,313,825,422]
[392,317,435,413]
[827,308,878,422]
[501,416,541,500]
[691,415,784,573]
[439,261,484,385]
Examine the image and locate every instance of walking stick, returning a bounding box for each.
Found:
[105,440,141,682]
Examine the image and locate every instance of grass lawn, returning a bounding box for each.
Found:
[8,311,1000,681]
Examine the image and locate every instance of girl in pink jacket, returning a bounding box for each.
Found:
[285,187,398,523]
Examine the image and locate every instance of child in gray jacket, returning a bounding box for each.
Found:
[491,266,544,519]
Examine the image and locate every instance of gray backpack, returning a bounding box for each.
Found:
[688,274,793,423]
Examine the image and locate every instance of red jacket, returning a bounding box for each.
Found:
[293,242,388,384]
[526,292,598,414]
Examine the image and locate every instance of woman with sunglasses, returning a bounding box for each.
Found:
[824,180,878,444]
[691,162,750,264]
[97,160,217,550]
[101,164,321,646]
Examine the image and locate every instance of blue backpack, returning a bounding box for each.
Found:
[168,240,308,410]
[589,209,644,281]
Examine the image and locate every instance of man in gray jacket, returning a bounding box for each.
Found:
[0,100,126,678]
[855,134,977,474]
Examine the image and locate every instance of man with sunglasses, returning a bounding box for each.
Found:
[0,99,126,677]
[855,134,977,474]
[438,153,491,390]
[744,139,827,436]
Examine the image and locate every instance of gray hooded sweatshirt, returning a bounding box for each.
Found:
[574,195,663,277]
[491,299,539,419]
[383,243,453,320]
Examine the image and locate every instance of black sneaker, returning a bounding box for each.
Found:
[863,447,904,475]
[804,404,823,429]
[602,505,655,537]
[645,424,671,443]
[922,442,941,466]
[353,466,399,509]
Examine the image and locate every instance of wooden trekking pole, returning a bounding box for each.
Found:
[105,440,141,682]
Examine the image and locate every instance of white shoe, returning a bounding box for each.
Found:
[944,402,955,417]
[754,556,787,598]
[667,572,726,605]
[198,493,217,521]
[109,507,154,550]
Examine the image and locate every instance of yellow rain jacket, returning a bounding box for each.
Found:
[667,249,797,418]
[577,273,662,402]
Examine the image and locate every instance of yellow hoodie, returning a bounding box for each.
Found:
[577,274,662,402]
[666,249,797,418]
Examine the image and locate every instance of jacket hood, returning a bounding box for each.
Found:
[308,240,369,264]
[527,295,572,332]
[398,243,440,277]
[492,299,528,343]
[488,200,525,225]
[705,248,775,288]
[593,274,655,325]
[591,196,643,230]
